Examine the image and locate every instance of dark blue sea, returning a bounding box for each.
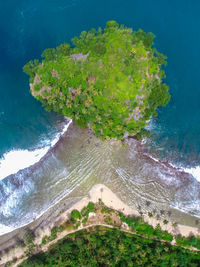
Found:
[0,0,200,234]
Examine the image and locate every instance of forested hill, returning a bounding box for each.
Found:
[24,21,170,140]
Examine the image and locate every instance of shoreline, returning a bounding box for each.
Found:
[0,122,200,237]
[1,184,199,266]
[0,118,72,182]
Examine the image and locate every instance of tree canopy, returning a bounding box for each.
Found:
[19,226,200,267]
[24,21,170,139]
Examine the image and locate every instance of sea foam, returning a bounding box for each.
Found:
[143,151,200,183]
[184,166,200,182]
[0,224,14,235]
[167,161,200,183]
[0,119,72,180]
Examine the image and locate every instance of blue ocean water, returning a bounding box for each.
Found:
[0,0,200,176]
[0,0,200,236]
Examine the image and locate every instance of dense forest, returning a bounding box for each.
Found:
[24,21,170,139]
[19,226,200,267]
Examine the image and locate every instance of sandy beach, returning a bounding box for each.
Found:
[1,184,199,266]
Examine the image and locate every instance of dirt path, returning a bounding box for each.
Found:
[2,184,200,267]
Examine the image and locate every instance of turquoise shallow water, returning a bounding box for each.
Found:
[0,0,200,234]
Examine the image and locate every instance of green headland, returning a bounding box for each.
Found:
[24,21,170,140]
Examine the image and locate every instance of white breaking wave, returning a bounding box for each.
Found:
[0,147,49,181]
[0,119,72,180]
[0,224,14,235]
[184,166,200,182]
[143,151,200,183]
[167,161,200,183]
[172,199,200,218]
[50,119,72,147]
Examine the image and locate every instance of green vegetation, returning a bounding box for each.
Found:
[23,202,200,251]
[176,234,200,249]
[4,201,200,267]
[30,202,95,251]
[119,213,173,242]
[163,219,169,225]
[41,221,73,245]
[65,202,96,229]
[4,258,17,267]
[101,206,111,214]
[80,201,95,218]
[24,21,170,140]
[19,226,200,267]
[23,230,36,257]
[70,209,81,220]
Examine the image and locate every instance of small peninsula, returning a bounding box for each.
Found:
[24,21,170,139]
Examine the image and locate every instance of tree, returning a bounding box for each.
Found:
[56,43,71,56]
[24,21,170,140]
[23,59,39,80]
[19,226,200,267]
[93,41,106,55]
[41,48,57,61]
[105,20,119,29]
[70,209,81,220]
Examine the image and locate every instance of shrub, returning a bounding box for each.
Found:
[188,235,197,247]
[71,209,81,220]
[175,235,200,249]
[98,199,104,205]
[82,217,88,224]
[75,221,81,229]
[87,202,95,212]
[161,231,173,242]
[25,243,35,256]
[81,207,89,217]
[58,225,65,232]
[148,212,153,218]
[101,207,111,214]
[105,216,112,225]
[120,215,136,227]
[50,227,58,239]
[42,236,48,245]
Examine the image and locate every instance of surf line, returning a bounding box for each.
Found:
[0,119,72,180]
